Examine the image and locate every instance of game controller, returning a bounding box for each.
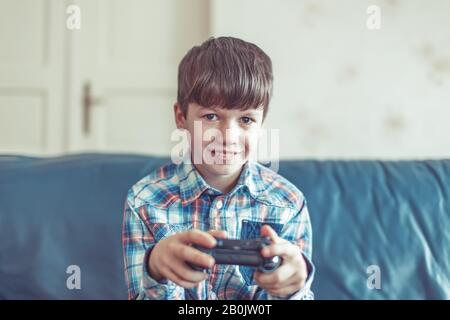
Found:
[190,236,282,273]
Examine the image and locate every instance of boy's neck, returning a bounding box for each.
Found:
[193,163,245,194]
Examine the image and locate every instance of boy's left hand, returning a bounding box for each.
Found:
[253,225,308,297]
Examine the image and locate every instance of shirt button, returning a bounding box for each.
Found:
[216,200,223,209]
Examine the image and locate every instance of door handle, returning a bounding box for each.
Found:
[82,81,103,135]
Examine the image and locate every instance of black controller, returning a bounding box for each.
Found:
[190,236,282,273]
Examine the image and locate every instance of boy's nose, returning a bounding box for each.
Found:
[222,123,241,146]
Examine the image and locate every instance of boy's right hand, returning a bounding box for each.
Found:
[148,229,227,288]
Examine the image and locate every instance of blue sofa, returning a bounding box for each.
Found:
[0,154,449,299]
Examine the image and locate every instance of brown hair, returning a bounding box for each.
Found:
[177,37,273,120]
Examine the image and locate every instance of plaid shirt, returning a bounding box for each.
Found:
[122,160,315,300]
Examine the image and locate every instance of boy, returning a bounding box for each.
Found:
[122,37,314,300]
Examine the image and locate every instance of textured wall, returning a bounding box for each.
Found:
[211,0,450,159]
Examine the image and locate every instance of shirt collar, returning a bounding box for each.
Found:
[178,161,210,206]
[177,160,265,206]
[233,160,266,198]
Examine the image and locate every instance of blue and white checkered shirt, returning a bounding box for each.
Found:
[122,160,314,300]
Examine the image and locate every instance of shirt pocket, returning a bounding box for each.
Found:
[239,219,284,286]
[151,223,193,242]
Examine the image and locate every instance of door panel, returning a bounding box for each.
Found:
[0,0,65,155]
[68,0,210,155]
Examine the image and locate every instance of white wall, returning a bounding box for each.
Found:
[211,0,450,159]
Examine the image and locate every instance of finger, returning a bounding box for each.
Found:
[163,266,205,289]
[207,230,228,239]
[261,242,299,259]
[179,229,217,248]
[267,283,302,298]
[160,252,209,284]
[260,225,282,244]
[255,268,301,290]
[176,244,215,268]
[260,257,308,291]
[170,259,209,283]
[254,264,295,287]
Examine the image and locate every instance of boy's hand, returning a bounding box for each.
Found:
[254,225,308,297]
[148,229,227,288]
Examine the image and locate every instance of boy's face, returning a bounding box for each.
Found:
[174,102,264,178]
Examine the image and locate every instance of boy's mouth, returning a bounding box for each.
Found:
[210,149,244,163]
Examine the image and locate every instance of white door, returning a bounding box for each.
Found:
[67,0,209,156]
[0,0,66,156]
[0,0,209,156]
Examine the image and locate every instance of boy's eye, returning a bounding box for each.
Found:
[241,116,255,125]
[203,114,218,121]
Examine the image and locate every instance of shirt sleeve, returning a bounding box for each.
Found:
[255,199,315,300]
[122,196,185,300]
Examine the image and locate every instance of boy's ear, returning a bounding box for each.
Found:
[174,103,186,129]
